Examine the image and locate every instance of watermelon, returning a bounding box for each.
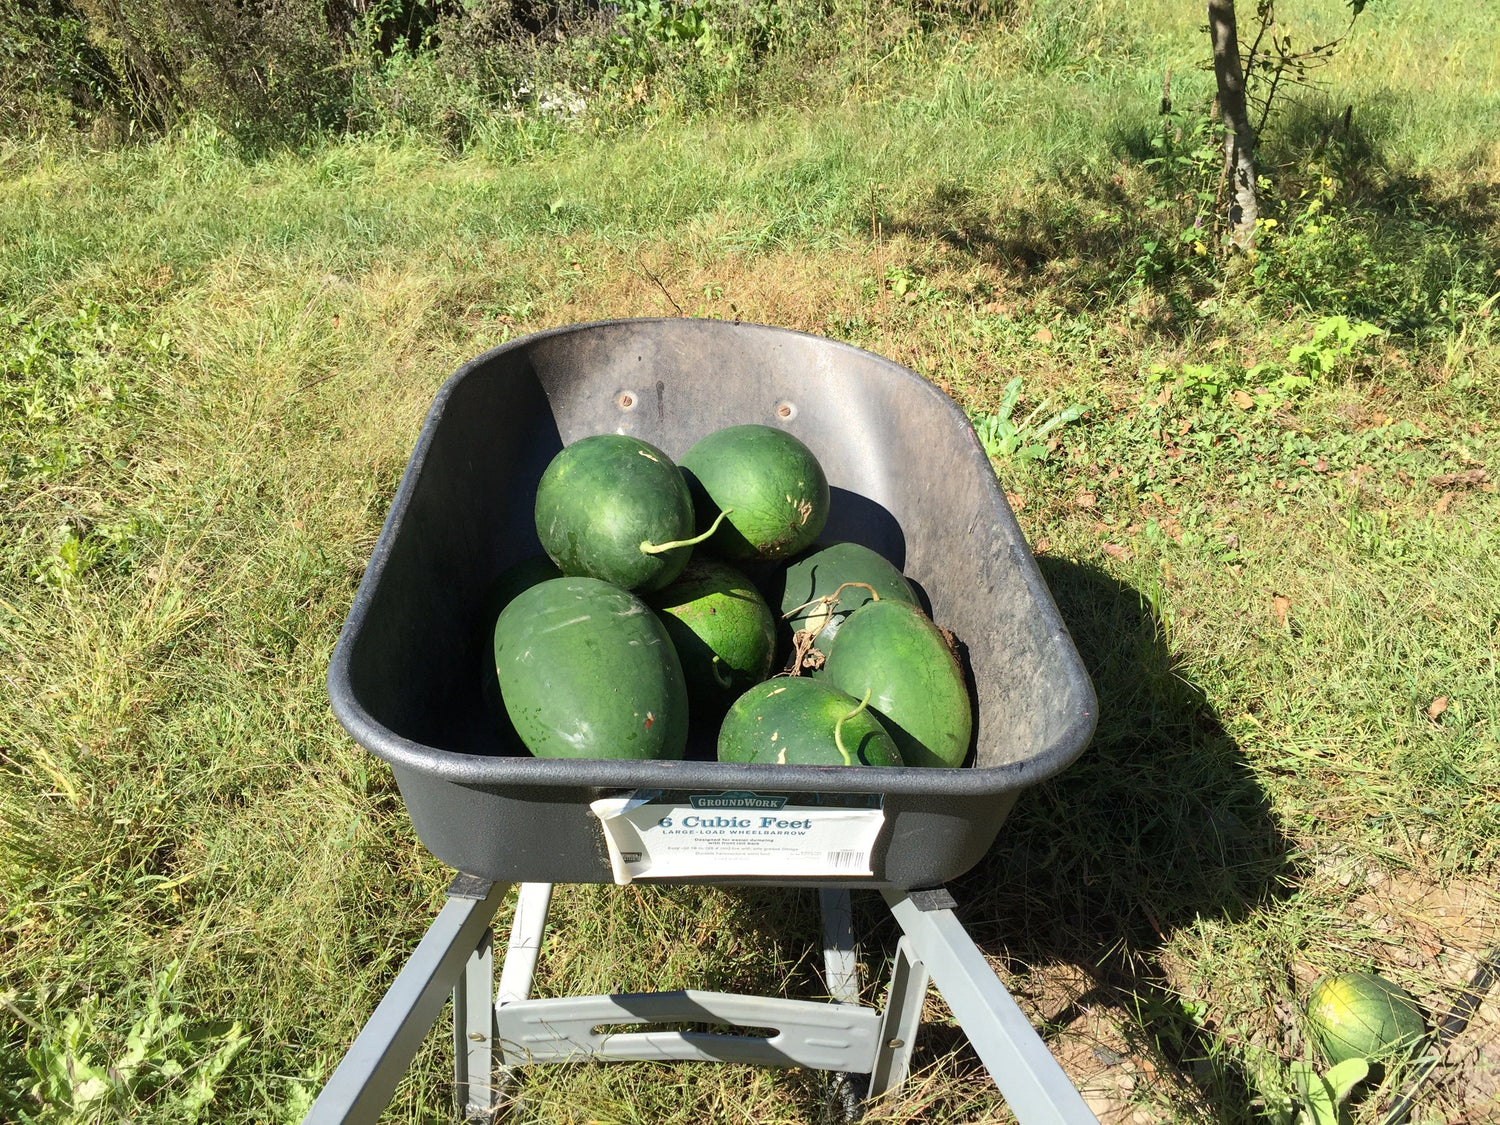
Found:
[534,434,698,592]
[679,425,830,561]
[823,600,972,768]
[717,677,903,767]
[775,541,919,662]
[480,555,563,738]
[1306,972,1426,1066]
[646,558,776,717]
[494,576,688,760]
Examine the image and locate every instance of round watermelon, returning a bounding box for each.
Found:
[775,541,919,662]
[1306,971,1426,1066]
[823,599,972,768]
[679,425,830,561]
[646,558,776,717]
[534,434,696,592]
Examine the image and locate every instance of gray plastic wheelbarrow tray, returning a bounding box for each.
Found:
[327,317,1096,889]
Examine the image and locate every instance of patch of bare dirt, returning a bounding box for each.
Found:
[950,871,1498,1123]
[1343,871,1500,1122]
[987,959,1198,1124]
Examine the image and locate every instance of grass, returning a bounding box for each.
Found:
[2,0,1499,1122]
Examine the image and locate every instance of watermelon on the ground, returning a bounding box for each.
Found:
[1306,971,1427,1066]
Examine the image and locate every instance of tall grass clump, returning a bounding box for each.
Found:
[1,0,843,146]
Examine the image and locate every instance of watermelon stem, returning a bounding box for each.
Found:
[710,655,733,689]
[781,582,881,621]
[640,509,733,555]
[833,688,873,766]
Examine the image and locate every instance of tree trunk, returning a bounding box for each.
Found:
[1207,0,1258,251]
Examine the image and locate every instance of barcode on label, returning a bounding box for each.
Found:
[826,850,865,871]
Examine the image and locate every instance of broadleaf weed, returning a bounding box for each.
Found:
[1144,314,1384,414]
[968,377,1087,462]
[1286,315,1384,380]
[3,967,248,1125]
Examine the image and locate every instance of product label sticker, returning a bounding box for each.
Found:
[590,790,885,884]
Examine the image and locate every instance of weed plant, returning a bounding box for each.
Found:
[2,1,1499,1123]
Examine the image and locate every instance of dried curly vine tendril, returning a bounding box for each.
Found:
[833,688,874,766]
[780,581,881,620]
[640,508,733,555]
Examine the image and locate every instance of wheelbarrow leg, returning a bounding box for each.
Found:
[302,877,510,1125]
[882,889,1098,1125]
[820,889,869,1121]
[454,881,555,1119]
[866,935,929,1100]
[452,920,495,1119]
[491,882,555,1113]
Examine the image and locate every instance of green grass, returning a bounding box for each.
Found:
[3,1,1499,1122]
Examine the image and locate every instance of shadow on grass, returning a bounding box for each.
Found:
[870,558,1302,1120]
[882,163,1214,339]
[884,97,1500,337]
[884,173,1146,286]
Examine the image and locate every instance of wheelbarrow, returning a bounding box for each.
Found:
[307,318,1100,1122]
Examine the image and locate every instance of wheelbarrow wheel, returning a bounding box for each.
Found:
[823,1070,869,1123]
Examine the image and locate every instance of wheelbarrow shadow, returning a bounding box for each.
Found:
[871,557,1302,1119]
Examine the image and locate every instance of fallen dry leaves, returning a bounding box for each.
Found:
[1428,468,1489,489]
[1272,594,1291,627]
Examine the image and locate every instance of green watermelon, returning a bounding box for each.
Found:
[776,542,919,663]
[717,677,903,767]
[1306,972,1426,1066]
[535,434,697,593]
[823,600,972,768]
[494,576,688,760]
[646,558,776,717]
[481,555,563,739]
[679,425,829,561]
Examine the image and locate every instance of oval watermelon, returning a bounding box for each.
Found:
[679,425,829,561]
[1306,972,1426,1066]
[717,677,903,767]
[535,434,696,592]
[495,576,688,760]
[646,558,776,717]
[776,542,919,662]
[481,554,563,739]
[823,600,972,768]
